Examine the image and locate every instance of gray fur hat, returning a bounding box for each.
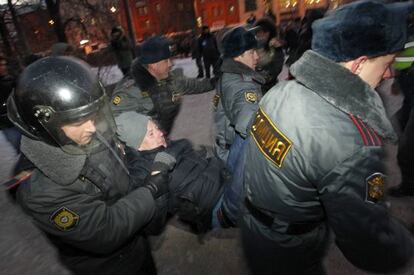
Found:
[312,0,414,62]
[115,111,149,148]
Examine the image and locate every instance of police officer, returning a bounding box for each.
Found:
[241,1,414,274]
[7,56,171,274]
[212,27,264,227]
[213,26,264,163]
[111,35,215,135]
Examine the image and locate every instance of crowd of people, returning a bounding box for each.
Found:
[3,0,414,274]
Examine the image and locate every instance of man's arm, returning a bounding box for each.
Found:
[318,148,414,273]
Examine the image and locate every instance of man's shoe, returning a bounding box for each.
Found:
[388,185,414,197]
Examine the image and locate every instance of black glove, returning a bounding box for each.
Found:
[144,172,169,199]
[151,152,176,173]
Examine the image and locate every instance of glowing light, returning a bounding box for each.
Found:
[49,20,54,25]
[80,39,89,45]
[110,6,116,13]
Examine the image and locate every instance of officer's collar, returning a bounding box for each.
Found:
[221,59,265,84]
[290,50,397,142]
[133,62,157,90]
[20,135,86,185]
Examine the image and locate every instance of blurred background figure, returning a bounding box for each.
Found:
[286,8,325,67]
[389,31,414,197]
[253,17,285,94]
[108,26,134,76]
[191,30,204,78]
[198,25,220,79]
[246,13,256,25]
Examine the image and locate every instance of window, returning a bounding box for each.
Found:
[138,6,148,15]
[178,2,184,10]
[142,20,150,28]
[156,3,161,12]
[229,5,235,13]
[281,0,297,8]
[245,0,257,12]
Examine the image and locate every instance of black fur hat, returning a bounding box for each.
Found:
[138,36,171,64]
[312,0,414,62]
[221,27,257,59]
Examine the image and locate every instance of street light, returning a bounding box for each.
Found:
[49,19,54,25]
[110,6,117,13]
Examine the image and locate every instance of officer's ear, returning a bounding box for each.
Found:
[346,56,368,75]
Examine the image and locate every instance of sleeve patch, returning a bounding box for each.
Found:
[112,95,122,105]
[50,207,80,231]
[366,173,385,203]
[245,91,258,103]
[250,107,292,168]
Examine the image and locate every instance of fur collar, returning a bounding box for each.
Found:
[221,59,265,84]
[290,50,397,142]
[20,135,86,185]
[132,62,158,91]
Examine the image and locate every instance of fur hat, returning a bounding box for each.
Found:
[221,27,257,59]
[115,111,150,148]
[312,0,414,62]
[138,36,172,64]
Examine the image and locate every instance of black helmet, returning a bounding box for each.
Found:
[7,56,115,153]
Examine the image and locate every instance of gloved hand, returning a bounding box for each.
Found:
[151,151,176,173]
[144,172,169,199]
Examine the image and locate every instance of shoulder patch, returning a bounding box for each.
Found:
[112,95,122,105]
[366,172,385,203]
[251,107,293,168]
[141,90,150,98]
[245,91,258,103]
[50,207,80,231]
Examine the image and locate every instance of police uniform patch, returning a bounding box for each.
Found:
[112,95,122,105]
[366,173,385,203]
[50,207,79,231]
[172,92,182,103]
[251,107,292,168]
[245,91,257,103]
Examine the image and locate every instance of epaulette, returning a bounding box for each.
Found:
[349,114,382,146]
[2,170,33,191]
[241,74,253,82]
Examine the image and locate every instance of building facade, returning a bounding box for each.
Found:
[193,0,240,30]
[120,0,197,41]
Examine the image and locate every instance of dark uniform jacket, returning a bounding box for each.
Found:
[243,50,414,272]
[111,62,214,134]
[214,59,264,162]
[126,139,226,233]
[17,136,156,275]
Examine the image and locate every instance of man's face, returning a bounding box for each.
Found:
[149,58,172,80]
[235,49,259,70]
[139,120,167,151]
[61,119,96,146]
[358,54,396,88]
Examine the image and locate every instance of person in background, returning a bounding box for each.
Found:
[108,26,134,76]
[198,25,220,79]
[191,30,204,78]
[253,17,285,94]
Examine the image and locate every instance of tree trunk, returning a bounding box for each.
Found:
[7,0,31,56]
[0,15,14,57]
[45,0,67,42]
